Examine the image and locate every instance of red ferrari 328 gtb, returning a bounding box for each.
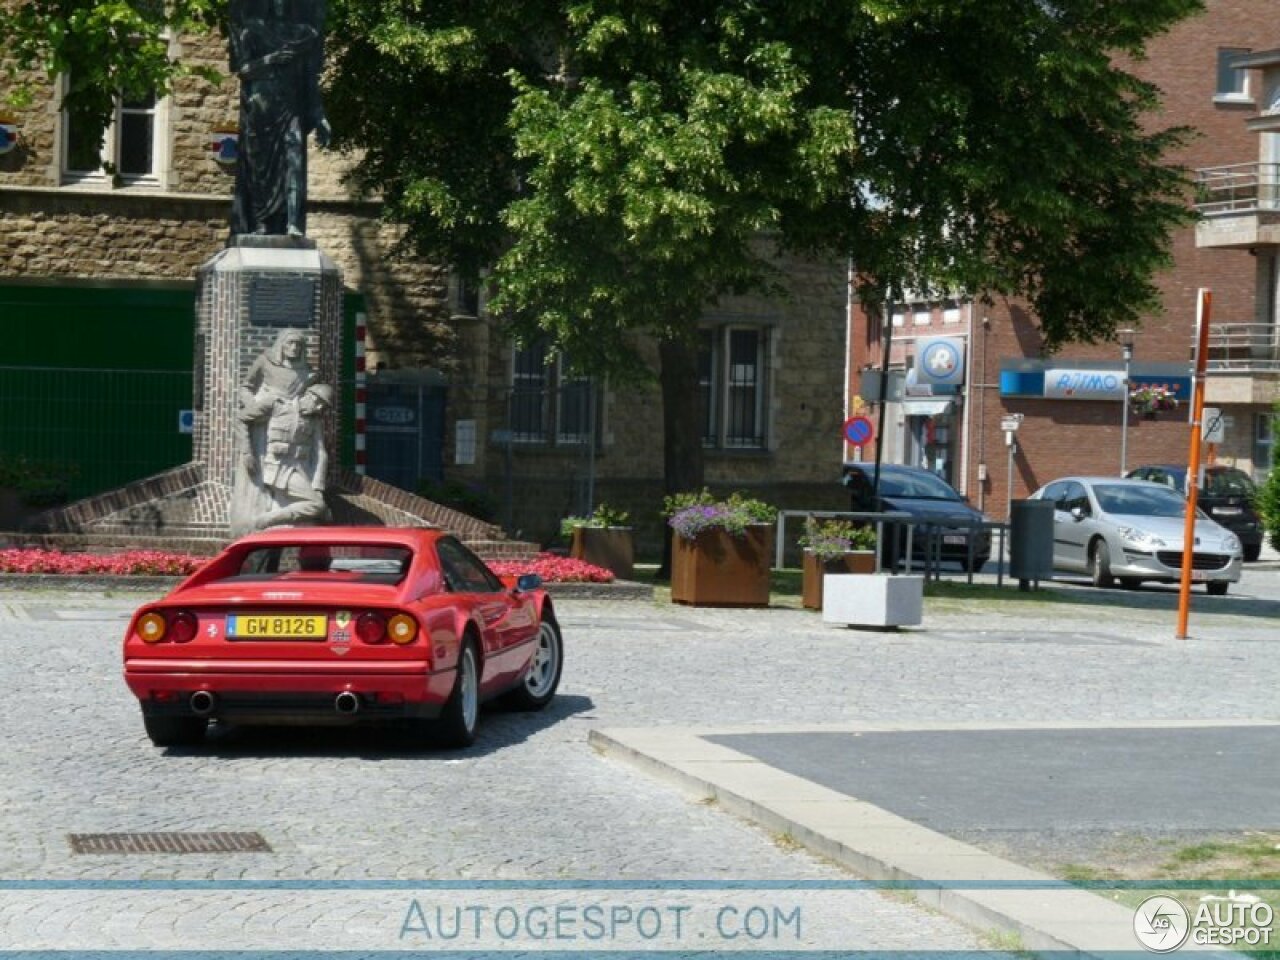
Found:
[123,527,563,749]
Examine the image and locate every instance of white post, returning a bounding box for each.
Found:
[1119,332,1135,476]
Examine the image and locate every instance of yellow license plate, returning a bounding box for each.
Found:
[227,614,327,639]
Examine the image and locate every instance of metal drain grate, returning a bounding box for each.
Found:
[68,831,272,854]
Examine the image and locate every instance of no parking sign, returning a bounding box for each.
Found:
[843,415,875,448]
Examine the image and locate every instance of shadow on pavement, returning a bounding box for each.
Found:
[164,694,595,760]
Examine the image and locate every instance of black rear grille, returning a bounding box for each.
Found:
[1156,551,1231,571]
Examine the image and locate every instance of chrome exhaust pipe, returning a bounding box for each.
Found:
[189,690,216,716]
[334,691,360,715]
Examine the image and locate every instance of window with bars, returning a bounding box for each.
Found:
[698,326,769,450]
[508,342,595,445]
[63,88,163,185]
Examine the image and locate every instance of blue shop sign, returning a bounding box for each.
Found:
[1000,359,1190,400]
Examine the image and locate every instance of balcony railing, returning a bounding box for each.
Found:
[1205,322,1280,372]
[1195,163,1280,215]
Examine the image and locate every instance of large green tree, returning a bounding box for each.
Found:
[5,0,1202,502]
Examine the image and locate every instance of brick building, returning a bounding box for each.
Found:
[848,0,1280,521]
[0,29,850,555]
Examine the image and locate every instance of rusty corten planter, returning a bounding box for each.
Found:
[569,526,634,580]
[670,525,773,607]
[801,550,877,610]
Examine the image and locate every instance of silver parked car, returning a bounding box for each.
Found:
[1028,477,1242,595]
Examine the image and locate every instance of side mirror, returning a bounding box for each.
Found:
[515,573,543,593]
[1070,506,1086,521]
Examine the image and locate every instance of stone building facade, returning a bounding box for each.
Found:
[1,29,850,557]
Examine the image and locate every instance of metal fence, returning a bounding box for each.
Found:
[0,365,194,500]
[1206,322,1280,373]
[1195,162,1280,215]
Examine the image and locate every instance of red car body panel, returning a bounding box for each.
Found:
[123,527,550,726]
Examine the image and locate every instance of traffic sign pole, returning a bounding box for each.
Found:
[1176,289,1212,640]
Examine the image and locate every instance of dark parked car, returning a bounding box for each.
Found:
[1125,464,1263,562]
[842,463,991,572]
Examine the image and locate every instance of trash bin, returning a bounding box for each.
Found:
[1009,499,1054,588]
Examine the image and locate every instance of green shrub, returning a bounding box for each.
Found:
[1259,401,1280,551]
[560,502,631,538]
[417,478,497,523]
[0,455,75,507]
[798,516,877,560]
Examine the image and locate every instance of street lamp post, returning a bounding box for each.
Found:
[1119,330,1135,476]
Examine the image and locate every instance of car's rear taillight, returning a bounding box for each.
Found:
[170,611,198,644]
[356,612,387,644]
[388,613,418,645]
[138,612,167,643]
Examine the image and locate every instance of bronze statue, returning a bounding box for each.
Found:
[228,0,330,237]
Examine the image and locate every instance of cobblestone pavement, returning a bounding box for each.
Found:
[0,588,994,953]
[0,566,1275,952]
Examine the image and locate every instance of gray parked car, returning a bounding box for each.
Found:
[1028,477,1242,594]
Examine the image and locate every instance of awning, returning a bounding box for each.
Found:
[900,398,953,417]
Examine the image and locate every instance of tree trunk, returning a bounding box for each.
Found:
[657,336,705,579]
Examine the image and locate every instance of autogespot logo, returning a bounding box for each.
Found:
[1134,895,1191,952]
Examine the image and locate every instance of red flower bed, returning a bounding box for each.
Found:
[0,548,206,577]
[488,552,614,584]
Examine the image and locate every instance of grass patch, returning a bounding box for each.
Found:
[1057,832,1280,952]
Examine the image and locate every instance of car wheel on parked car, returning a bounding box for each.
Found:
[1244,544,1261,563]
[1089,539,1115,589]
[502,614,563,712]
[1207,581,1230,596]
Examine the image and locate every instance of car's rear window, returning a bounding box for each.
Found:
[221,545,411,585]
[1205,468,1256,497]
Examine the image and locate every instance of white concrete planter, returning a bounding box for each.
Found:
[821,574,923,628]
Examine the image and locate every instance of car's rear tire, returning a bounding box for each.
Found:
[433,638,480,749]
[1120,577,1142,590]
[961,555,989,574]
[1244,544,1261,562]
[1089,539,1115,589]
[1207,581,1230,596]
[142,713,207,747]
[502,614,563,712]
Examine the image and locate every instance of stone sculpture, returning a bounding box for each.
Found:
[245,382,333,530]
[228,0,331,237]
[230,330,329,534]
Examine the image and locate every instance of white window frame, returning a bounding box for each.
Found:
[60,58,170,188]
[913,307,931,326]
[943,302,961,325]
[1214,47,1252,104]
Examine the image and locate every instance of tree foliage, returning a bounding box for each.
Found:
[1,1,222,140]
[1258,400,1280,552]
[323,0,1201,362]
[5,0,1206,499]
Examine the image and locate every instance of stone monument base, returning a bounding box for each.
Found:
[11,465,537,559]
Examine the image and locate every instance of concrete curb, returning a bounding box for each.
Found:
[591,723,1246,956]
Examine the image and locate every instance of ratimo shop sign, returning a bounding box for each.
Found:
[999,359,1191,401]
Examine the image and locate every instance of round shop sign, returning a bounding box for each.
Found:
[920,338,963,385]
